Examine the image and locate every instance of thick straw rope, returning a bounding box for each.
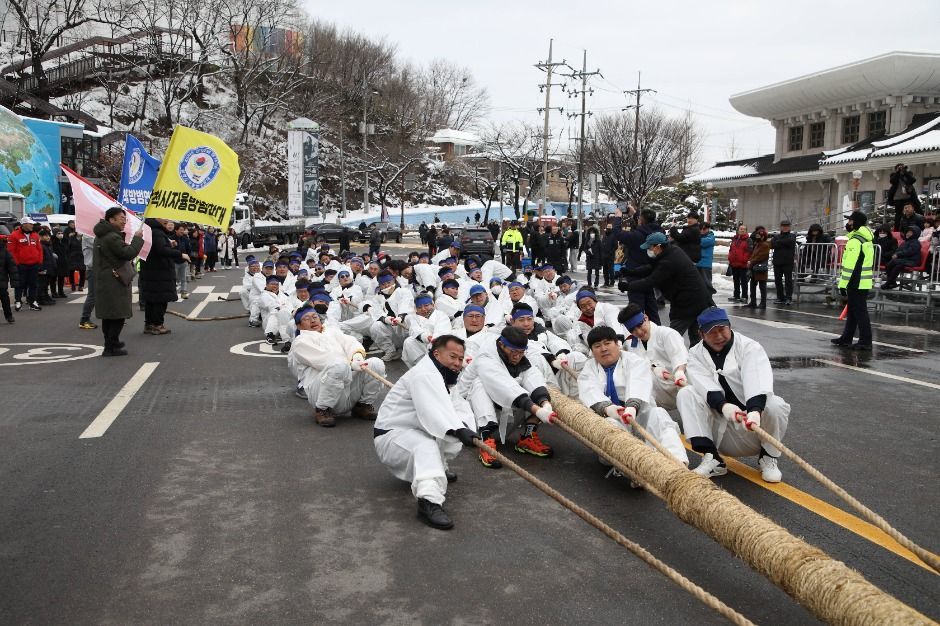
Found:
[549,389,933,626]
[166,309,249,322]
[749,423,939,573]
[360,367,752,624]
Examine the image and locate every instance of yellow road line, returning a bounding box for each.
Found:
[684,444,938,574]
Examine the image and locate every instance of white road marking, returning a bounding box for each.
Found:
[0,343,102,366]
[186,288,216,319]
[191,286,214,294]
[229,340,287,358]
[229,285,242,293]
[764,305,936,336]
[736,316,925,353]
[79,362,160,438]
[812,359,940,390]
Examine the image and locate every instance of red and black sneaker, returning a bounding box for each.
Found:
[515,431,553,457]
[478,437,502,468]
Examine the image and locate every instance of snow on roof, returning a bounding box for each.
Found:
[685,163,759,182]
[821,147,873,165]
[822,146,849,156]
[871,114,940,148]
[430,128,480,146]
[872,129,940,157]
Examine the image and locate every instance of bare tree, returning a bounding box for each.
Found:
[449,157,507,222]
[350,145,422,218]
[586,108,700,208]
[416,59,489,131]
[478,122,562,218]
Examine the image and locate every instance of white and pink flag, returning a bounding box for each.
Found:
[62,164,152,260]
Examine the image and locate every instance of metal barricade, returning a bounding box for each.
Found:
[795,242,838,284]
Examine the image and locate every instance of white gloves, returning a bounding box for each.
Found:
[350,353,367,371]
[744,411,761,431]
[620,406,637,424]
[535,403,556,424]
[464,355,473,366]
[672,372,687,387]
[552,355,570,370]
[652,366,671,381]
[721,403,746,424]
[604,405,623,420]
[505,314,513,324]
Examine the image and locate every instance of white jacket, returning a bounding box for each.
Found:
[407,310,453,343]
[578,352,654,409]
[292,326,365,372]
[459,333,547,409]
[626,322,688,371]
[375,355,474,438]
[686,331,774,407]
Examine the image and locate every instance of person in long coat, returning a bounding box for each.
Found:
[579,226,602,287]
[139,218,187,334]
[93,207,144,356]
[746,226,770,309]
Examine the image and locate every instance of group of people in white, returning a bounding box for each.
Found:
[238,242,790,530]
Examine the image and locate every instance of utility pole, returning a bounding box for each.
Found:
[565,49,602,233]
[623,71,656,209]
[535,39,568,219]
[360,68,373,215]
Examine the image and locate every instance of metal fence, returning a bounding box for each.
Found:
[794,242,883,300]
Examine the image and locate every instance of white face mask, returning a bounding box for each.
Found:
[491,286,502,296]
[646,249,656,258]
[380,285,395,295]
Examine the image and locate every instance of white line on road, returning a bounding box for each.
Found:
[79,362,160,439]
[737,316,925,353]
[812,359,940,390]
[186,289,216,319]
[191,286,214,294]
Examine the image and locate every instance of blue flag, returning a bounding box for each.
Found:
[118,134,160,212]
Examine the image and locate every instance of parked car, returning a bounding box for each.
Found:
[459,227,495,259]
[358,221,402,243]
[311,223,354,243]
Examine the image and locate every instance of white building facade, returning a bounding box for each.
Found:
[688,52,940,232]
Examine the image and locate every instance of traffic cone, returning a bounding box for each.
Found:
[838,305,848,320]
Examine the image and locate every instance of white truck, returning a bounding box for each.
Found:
[0,192,27,234]
[229,193,306,249]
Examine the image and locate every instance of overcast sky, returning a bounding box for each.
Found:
[303,0,939,171]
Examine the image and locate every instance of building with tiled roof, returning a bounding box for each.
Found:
[687,52,940,231]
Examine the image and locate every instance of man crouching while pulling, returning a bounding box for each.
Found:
[374,335,478,530]
[677,307,790,483]
[578,326,689,476]
[291,305,387,427]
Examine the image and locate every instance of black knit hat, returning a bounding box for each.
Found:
[848,210,868,227]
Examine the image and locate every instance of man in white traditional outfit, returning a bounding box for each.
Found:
[260,275,291,345]
[617,303,689,410]
[677,307,790,483]
[241,257,262,325]
[565,289,621,354]
[508,302,583,396]
[435,278,462,321]
[373,335,478,530]
[578,326,689,478]
[290,305,387,428]
[368,270,415,362]
[402,293,454,368]
[458,326,557,469]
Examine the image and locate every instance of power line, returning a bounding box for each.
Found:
[561,49,602,230]
[534,38,571,215]
[623,71,656,160]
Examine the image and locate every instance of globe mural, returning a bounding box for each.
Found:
[0,105,58,213]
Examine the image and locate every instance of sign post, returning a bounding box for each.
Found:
[287,117,320,219]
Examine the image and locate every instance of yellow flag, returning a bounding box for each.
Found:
[144,125,240,229]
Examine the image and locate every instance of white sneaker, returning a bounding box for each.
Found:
[381,350,401,362]
[758,455,782,483]
[693,453,727,479]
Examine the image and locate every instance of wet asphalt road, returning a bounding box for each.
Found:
[0,243,937,625]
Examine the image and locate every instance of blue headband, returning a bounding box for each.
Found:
[415,295,433,307]
[511,308,534,320]
[266,275,280,284]
[576,290,596,302]
[338,270,350,278]
[311,292,332,303]
[377,274,395,285]
[498,335,528,351]
[463,304,486,316]
[508,281,524,289]
[294,307,317,324]
[623,311,645,331]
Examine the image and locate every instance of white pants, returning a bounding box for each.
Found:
[551,315,573,335]
[240,288,251,311]
[248,294,261,321]
[302,358,387,413]
[676,387,790,457]
[652,376,679,411]
[565,323,591,356]
[374,428,462,504]
[263,308,291,341]
[339,312,374,342]
[370,320,407,354]
[402,337,429,368]
[568,248,579,271]
[607,405,688,464]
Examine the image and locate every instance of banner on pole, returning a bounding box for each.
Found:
[117,134,161,213]
[144,125,239,229]
[62,164,152,260]
[287,118,319,218]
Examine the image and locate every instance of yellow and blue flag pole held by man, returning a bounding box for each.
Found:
[144,125,239,229]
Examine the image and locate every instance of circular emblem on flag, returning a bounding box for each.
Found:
[178,146,221,190]
[127,148,145,184]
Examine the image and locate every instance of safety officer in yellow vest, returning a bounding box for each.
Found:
[832,210,874,351]
[500,221,525,272]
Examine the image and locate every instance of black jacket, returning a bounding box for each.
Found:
[566,229,580,250]
[616,222,664,270]
[52,236,71,273]
[770,231,797,266]
[66,234,85,269]
[621,244,712,320]
[898,212,925,234]
[0,244,16,289]
[544,232,567,271]
[888,169,919,206]
[40,241,57,275]
[580,229,602,270]
[139,219,182,303]
[600,229,617,261]
[171,232,192,264]
[669,223,701,263]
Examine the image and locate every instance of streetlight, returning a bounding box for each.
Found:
[401,173,416,231]
[704,182,714,223]
[852,170,863,209]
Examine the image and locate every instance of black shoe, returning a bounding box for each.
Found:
[280,341,292,354]
[102,348,128,357]
[758,302,766,309]
[29,302,42,311]
[417,498,453,530]
[784,299,793,306]
[830,338,851,346]
[5,316,13,323]
[266,332,277,345]
[745,301,756,309]
[445,470,457,483]
[773,299,785,305]
[852,343,872,351]
[14,301,21,312]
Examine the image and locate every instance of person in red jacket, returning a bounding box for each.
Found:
[7,217,43,311]
[726,224,752,303]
